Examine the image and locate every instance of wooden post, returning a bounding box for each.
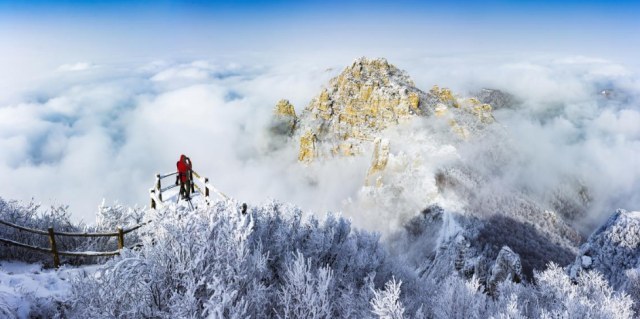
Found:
[156,174,163,202]
[117,227,124,250]
[204,177,210,198]
[48,227,60,269]
[150,189,156,209]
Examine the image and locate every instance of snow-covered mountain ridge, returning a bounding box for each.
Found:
[272,57,495,163]
[570,209,640,291]
[268,57,593,288]
[1,197,637,318]
[265,56,640,316]
[1,56,639,318]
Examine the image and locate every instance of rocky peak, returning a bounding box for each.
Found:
[274,99,297,118]
[476,88,518,110]
[271,99,298,136]
[266,99,298,151]
[274,57,498,163]
[488,246,523,291]
[296,57,425,162]
[569,209,640,290]
[366,137,390,186]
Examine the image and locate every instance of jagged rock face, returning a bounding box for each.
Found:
[569,209,640,290]
[414,209,527,288]
[428,86,494,139]
[266,99,299,151]
[295,57,497,162]
[416,206,575,288]
[488,246,523,289]
[476,88,518,110]
[298,130,317,162]
[297,57,425,159]
[365,138,390,186]
[409,166,581,285]
[270,99,298,136]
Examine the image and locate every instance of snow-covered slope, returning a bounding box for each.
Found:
[0,261,94,318]
[570,209,640,289]
[271,57,585,289]
[0,197,637,318]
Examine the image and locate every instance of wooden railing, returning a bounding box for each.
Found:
[150,169,228,209]
[0,219,150,268]
[0,169,231,269]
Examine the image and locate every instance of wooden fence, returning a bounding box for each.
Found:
[0,219,150,268]
[0,170,230,269]
[150,169,228,209]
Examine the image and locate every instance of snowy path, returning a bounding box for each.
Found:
[0,261,96,318]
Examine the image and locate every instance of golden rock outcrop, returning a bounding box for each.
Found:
[286,57,496,164]
[366,138,391,186]
[275,99,296,118]
[298,130,317,162]
[270,99,298,136]
[296,57,427,161]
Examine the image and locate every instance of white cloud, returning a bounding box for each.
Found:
[150,66,210,82]
[57,62,95,72]
[0,57,337,220]
[0,54,638,232]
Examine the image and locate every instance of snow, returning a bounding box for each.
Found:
[436,211,463,249]
[489,246,523,287]
[570,209,640,290]
[0,261,96,319]
[1,198,637,318]
[626,211,640,219]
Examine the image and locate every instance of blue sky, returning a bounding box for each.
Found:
[1,0,637,84]
[1,0,638,63]
[1,0,639,220]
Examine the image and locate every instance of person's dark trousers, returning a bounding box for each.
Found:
[180,180,192,200]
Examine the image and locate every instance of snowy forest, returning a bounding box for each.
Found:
[2,1,640,318]
[1,196,638,318]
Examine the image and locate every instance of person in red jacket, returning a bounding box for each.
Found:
[175,154,192,200]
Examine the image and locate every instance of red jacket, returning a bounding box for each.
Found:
[176,155,192,183]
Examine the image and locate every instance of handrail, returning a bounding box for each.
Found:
[0,218,150,238]
[58,250,121,257]
[0,218,152,268]
[0,237,127,257]
[0,237,52,254]
[123,220,152,234]
[0,219,50,235]
[150,169,220,209]
[53,230,120,237]
[160,184,179,193]
[159,172,178,179]
[205,182,229,200]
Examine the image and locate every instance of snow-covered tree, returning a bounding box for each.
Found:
[371,277,405,319]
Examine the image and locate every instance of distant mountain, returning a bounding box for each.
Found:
[272,57,495,163]
[270,57,597,289]
[476,88,519,110]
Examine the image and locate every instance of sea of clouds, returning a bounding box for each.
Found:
[0,53,638,232]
